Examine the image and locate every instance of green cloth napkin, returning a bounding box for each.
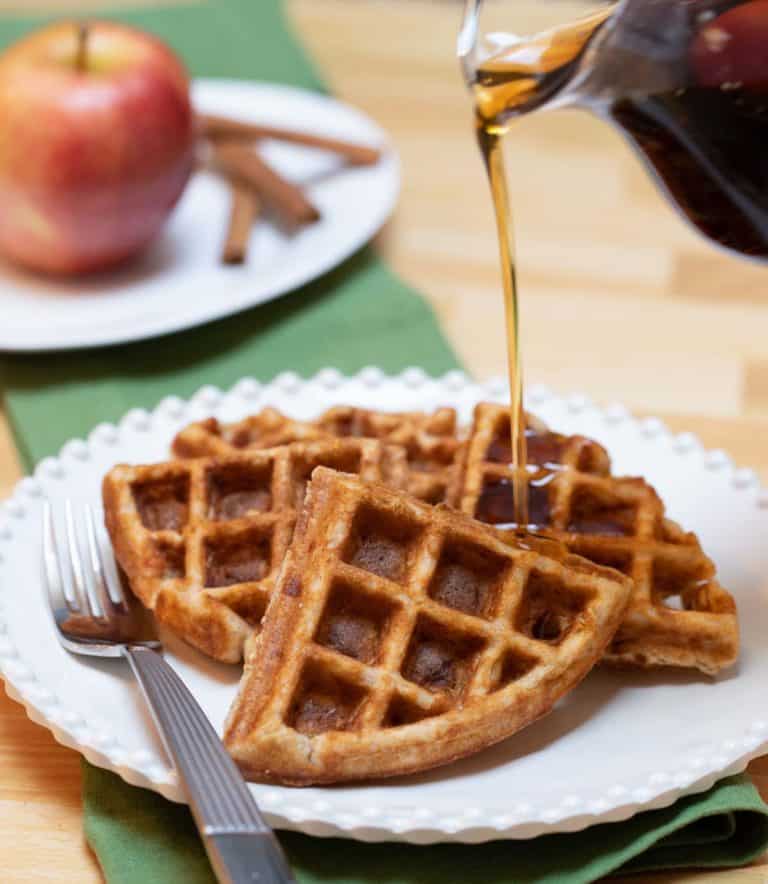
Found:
[84,765,768,884]
[1,1,767,882]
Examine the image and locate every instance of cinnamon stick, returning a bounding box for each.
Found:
[201,113,381,167]
[222,179,259,264]
[212,141,320,229]
[75,22,89,73]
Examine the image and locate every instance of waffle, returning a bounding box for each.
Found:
[224,467,632,784]
[172,406,463,505]
[317,406,462,504]
[172,407,325,458]
[102,439,407,663]
[450,403,739,675]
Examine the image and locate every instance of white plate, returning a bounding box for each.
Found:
[1,369,767,845]
[0,81,399,352]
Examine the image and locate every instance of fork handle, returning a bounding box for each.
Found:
[124,645,296,884]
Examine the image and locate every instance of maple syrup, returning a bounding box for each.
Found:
[475,124,529,528]
[471,7,612,530]
[611,86,768,257]
[468,0,768,529]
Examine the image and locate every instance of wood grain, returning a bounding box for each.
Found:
[1,1,767,881]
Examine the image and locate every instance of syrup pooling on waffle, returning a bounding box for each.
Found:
[103,439,408,663]
[224,467,632,784]
[450,408,611,529]
[173,405,463,504]
[452,403,739,674]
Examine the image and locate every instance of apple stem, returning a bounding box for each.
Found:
[75,22,89,73]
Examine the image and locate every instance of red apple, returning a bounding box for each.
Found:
[0,20,195,276]
[690,0,768,90]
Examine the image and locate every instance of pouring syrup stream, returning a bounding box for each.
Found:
[470,6,613,531]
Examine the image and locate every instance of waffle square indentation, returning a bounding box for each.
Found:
[476,476,552,527]
[206,462,273,521]
[526,430,567,468]
[406,438,456,473]
[567,487,637,536]
[576,545,634,579]
[287,663,368,736]
[344,503,422,583]
[401,615,484,695]
[150,539,186,579]
[204,527,272,587]
[290,448,363,509]
[383,694,440,728]
[416,478,451,506]
[515,570,589,644]
[491,648,539,690]
[428,540,507,618]
[314,579,396,664]
[485,422,566,467]
[133,474,189,532]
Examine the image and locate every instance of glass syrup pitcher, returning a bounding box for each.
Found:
[459,0,768,259]
[458,0,768,532]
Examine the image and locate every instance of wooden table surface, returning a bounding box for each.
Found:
[2,1,768,881]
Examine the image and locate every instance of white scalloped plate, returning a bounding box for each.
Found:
[1,369,767,845]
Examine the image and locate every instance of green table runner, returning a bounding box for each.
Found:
[1,2,767,882]
[84,765,768,884]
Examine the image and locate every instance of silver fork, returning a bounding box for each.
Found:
[42,500,296,884]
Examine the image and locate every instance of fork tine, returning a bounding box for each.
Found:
[42,500,75,615]
[98,536,130,611]
[85,504,125,612]
[65,500,103,618]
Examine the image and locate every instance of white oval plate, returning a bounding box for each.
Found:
[1,369,767,844]
[0,80,399,352]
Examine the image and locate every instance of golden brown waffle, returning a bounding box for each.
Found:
[224,467,632,784]
[173,405,462,504]
[317,406,462,504]
[102,439,407,663]
[450,403,739,675]
[172,407,326,457]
